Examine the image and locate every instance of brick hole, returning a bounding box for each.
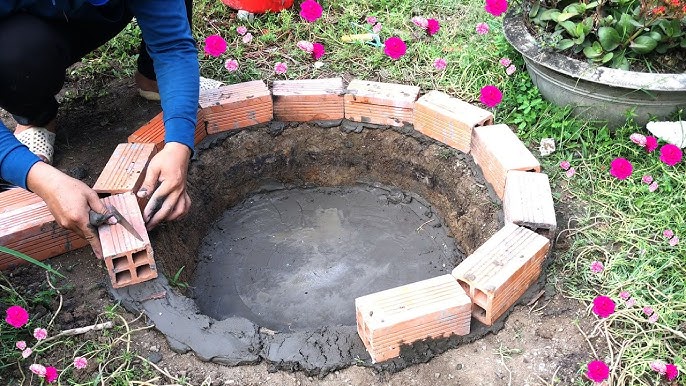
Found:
[132,250,147,265]
[136,264,153,278]
[472,288,488,308]
[473,303,487,319]
[112,256,128,271]
[115,270,132,284]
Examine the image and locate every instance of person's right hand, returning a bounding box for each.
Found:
[26,162,112,259]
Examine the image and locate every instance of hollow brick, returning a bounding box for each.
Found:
[413,90,494,153]
[355,274,472,363]
[345,79,420,127]
[128,110,208,151]
[272,78,345,122]
[451,223,550,326]
[503,170,557,240]
[198,80,273,134]
[471,124,541,198]
[0,188,43,214]
[92,143,157,196]
[98,192,156,288]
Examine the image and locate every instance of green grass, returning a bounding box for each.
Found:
[3,0,685,384]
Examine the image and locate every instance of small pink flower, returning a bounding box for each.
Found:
[433,58,447,70]
[651,360,667,374]
[566,167,576,178]
[242,32,253,44]
[609,157,633,180]
[366,16,377,25]
[659,143,683,166]
[33,328,47,341]
[590,261,604,273]
[499,57,512,67]
[21,348,32,358]
[372,22,382,33]
[505,64,516,75]
[619,291,630,301]
[643,306,654,316]
[645,136,658,152]
[45,366,58,383]
[224,59,238,72]
[626,298,636,307]
[384,36,407,60]
[559,160,571,170]
[297,40,314,53]
[16,340,26,350]
[274,62,288,75]
[648,313,659,323]
[204,34,227,57]
[669,236,679,246]
[5,305,29,328]
[30,364,46,377]
[236,26,247,36]
[664,229,674,239]
[592,295,616,318]
[411,16,428,28]
[630,133,647,147]
[666,364,679,381]
[648,181,658,192]
[485,0,509,16]
[299,0,323,22]
[641,175,653,184]
[476,22,490,35]
[74,357,88,370]
[480,85,503,108]
[311,42,325,60]
[586,361,610,383]
[426,18,440,36]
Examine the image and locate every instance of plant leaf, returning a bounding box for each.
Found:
[601,52,614,63]
[630,35,658,54]
[0,246,65,278]
[615,14,636,39]
[598,26,621,51]
[583,44,603,58]
[559,20,578,37]
[557,38,575,50]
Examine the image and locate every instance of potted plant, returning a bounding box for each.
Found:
[500,0,686,127]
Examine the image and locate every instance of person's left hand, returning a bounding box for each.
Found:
[137,142,192,230]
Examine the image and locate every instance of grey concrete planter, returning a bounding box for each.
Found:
[503,13,686,128]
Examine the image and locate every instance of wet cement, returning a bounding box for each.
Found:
[192,185,458,331]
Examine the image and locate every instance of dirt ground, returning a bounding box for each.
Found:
[1,76,596,385]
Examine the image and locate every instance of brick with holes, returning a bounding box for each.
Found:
[470,124,541,198]
[98,192,156,288]
[503,170,557,240]
[345,79,420,127]
[451,223,550,326]
[127,110,208,151]
[0,188,43,214]
[355,274,472,363]
[413,90,494,153]
[92,143,157,196]
[198,80,273,134]
[272,78,345,122]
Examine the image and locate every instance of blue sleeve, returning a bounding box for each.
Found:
[129,0,199,151]
[0,123,41,189]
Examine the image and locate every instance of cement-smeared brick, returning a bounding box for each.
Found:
[345,79,420,127]
[503,170,557,240]
[272,78,345,122]
[198,80,273,134]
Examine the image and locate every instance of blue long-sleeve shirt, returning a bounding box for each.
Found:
[0,0,199,189]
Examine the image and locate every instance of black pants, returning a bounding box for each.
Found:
[0,1,192,127]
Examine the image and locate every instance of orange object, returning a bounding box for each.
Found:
[221,0,294,13]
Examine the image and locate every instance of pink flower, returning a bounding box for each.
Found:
[33,327,47,341]
[434,58,447,70]
[651,360,667,374]
[242,32,253,44]
[30,364,46,377]
[648,313,659,323]
[499,57,512,67]
[643,306,654,316]
[366,16,377,25]
[236,26,247,36]
[609,157,633,180]
[74,357,88,370]
[299,0,323,22]
[5,305,29,328]
[372,22,382,33]
[586,361,610,383]
[22,348,32,358]
[485,0,509,16]
[619,291,630,301]
[505,64,516,75]
[645,136,658,152]
[592,295,616,318]
[16,340,27,350]
[384,36,407,60]
[311,43,325,60]
[297,40,314,53]
[666,364,679,381]
[630,133,647,147]
[274,62,288,75]
[566,167,576,178]
[626,298,636,307]
[411,16,428,28]
[480,85,503,108]
[426,18,440,35]
[559,160,571,170]
[648,181,658,192]
[224,59,238,72]
[45,366,58,383]
[590,261,604,273]
[659,144,682,166]
[641,175,653,184]
[669,236,679,246]
[476,22,490,35]
[664,229,675,239]
[204,35,227,57]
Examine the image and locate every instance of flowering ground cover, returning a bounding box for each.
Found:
[1,0,684,384]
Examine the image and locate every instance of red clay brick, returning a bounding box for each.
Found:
[98,192,156,288]
[0,188,43,214]
[451,223,550,326]
[198,80,273,134]
[128,110,208,151]
[503,170,557,240]
[92,143,157,196]
[413,90,493,153]
[345,79,420,127]
[471,124,541,198]
[272,78,345,122]
[355,274,472,363]
[0,200,87,271]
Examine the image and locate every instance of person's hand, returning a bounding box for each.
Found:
[26,162,112,259]
[136,142,192,230]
